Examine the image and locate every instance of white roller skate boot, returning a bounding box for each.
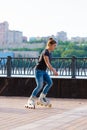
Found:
[37,93,52,108]
[25,96,35,109]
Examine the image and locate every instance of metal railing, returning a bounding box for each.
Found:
[0,56,87,78]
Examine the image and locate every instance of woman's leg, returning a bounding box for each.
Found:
[26,70,44,108]
[42,72,53,95]
[31,70,44,97]
[38,72,53,105]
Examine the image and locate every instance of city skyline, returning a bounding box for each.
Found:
[0,0,87,39]
[1,21,87,44]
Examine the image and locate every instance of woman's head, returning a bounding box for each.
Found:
[46,38,57,51]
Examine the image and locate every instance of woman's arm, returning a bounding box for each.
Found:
[43,55,58,76]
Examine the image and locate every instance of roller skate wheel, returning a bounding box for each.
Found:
[48,104,52,108]
[25,104,35,109]
[25,104,28,108]
[29,106,35,109]
[37,102,40,105]
[37,102,43,106]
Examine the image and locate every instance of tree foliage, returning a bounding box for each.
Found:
[52,41,87,57]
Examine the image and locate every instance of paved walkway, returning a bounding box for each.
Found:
[0,97,87,130]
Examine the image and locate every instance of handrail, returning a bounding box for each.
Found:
[0,56,87,78]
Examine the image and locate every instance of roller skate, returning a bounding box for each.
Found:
[37,93,52,108]
[25,97,35,109]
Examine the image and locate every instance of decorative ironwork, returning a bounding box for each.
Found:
[0,56,87,78]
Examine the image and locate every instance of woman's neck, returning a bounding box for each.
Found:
[46,47,51,52]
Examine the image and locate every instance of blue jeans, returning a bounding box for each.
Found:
[31,69,53,97]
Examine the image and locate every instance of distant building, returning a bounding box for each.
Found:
[13,31,23,43]
[29,37,36,42]
[71,37,87,42]
[8,30,14,44]
[56,31,68,42]
[8,30,22,44]
[0,21,9,44]
[29,35,57,44]
[22,36,27,42]
[0,21,23,44]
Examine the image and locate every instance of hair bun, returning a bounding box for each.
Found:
[49,38,53,40]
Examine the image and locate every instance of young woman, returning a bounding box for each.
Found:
[25,38,58,109]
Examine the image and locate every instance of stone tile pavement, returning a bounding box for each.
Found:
[0,96,87,130]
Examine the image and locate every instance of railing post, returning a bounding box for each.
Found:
[7,56,12,77]
[71,56,76,78]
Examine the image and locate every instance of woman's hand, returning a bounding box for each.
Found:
[43,56,58,76]
[53,68,58,76]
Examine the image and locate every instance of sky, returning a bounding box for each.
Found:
[0,0,87,39]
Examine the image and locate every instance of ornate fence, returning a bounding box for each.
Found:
[0,56,87,78]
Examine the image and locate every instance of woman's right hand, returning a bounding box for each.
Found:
[53,68,58,76]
